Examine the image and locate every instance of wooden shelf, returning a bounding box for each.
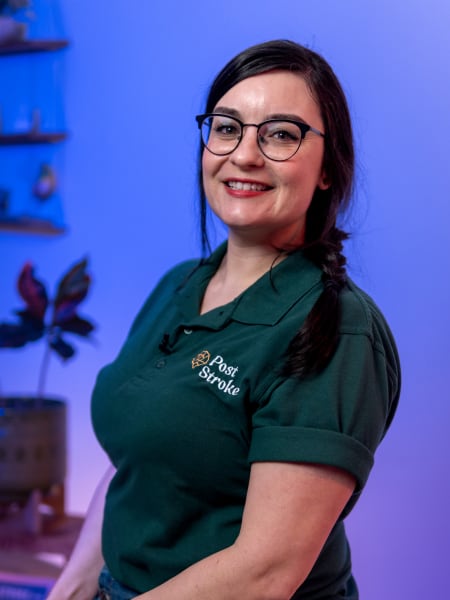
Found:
[0,39,68,56]
[0,217,66,235]
[0,132,67,145]
[0,37,69,236]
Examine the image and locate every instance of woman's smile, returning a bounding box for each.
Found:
[202,70,329,248]
[224,178,273,193]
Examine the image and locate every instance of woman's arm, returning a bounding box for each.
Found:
[136,461,355,600]
[46,465,115,600]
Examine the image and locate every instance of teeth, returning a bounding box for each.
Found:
[227,181,268,191]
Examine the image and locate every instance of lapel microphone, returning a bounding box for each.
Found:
[159,333,172,354]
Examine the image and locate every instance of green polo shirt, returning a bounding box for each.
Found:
[91,242,400,597]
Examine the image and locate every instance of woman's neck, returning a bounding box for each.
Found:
[200,238,287,315]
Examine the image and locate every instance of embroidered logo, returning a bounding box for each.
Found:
[192,350,211,368]
[192,351,241,396]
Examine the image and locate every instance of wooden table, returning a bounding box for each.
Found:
[0,512,83,597]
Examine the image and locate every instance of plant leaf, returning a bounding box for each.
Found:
[17,262,48,320]
[59,315,95,337]
[53,299,83,324]
[0,314,44,347]
[53,258,91,324]
[49,334,75,360]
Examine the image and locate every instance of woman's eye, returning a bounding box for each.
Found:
[276,130,292,139]
[271,129,299,142]
[263,122,301,143]
[214,123,238,136]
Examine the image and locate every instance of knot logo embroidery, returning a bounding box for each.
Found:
[192,351,241,396]
[192,350,210,369]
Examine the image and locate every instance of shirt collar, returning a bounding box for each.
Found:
[174,242,323,327]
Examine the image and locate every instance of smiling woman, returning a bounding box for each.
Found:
[47,40,400,600]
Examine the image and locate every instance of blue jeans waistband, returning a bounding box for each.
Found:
[93,565,137,600]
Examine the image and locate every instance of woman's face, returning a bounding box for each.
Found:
[202,70,329,249]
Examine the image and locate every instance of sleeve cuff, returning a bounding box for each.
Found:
[248,425,374,492]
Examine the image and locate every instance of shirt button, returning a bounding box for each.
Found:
[184,328,193,335]
[155,359,166,368]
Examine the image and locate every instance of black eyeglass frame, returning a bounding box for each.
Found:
[195,113,325,162]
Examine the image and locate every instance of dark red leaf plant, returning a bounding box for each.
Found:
[0,258,95,404]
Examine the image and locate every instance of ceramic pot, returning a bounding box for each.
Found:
[0,397,67,502]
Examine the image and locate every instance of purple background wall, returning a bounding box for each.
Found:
[1,1,449,598]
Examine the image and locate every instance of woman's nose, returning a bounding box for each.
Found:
[230,126,265,167]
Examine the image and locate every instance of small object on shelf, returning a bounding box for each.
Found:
[30,106,40,132]
[0,107,67,145]
[0,15,26,45]
[0,0,32,44]
[32,163,57,200]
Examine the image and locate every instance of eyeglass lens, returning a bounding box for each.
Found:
[200,114,303,161]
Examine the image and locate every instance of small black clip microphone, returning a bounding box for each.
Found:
[159,333,171,354]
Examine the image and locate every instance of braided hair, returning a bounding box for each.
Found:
[197,40,355,378]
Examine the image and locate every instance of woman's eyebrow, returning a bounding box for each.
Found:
[267,112,306,123]
[213,106,241,118]
[212,107,307,124]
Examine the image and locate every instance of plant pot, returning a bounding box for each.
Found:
[0,397,67,503]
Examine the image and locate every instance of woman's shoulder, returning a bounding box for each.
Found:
[140,258,201,306]
[339,279,399,366]
[157,258,201,288]
[127,258,201,336]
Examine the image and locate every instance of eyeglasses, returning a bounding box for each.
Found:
[195,113,325,162]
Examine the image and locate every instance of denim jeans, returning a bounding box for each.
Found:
[93,565,138,600]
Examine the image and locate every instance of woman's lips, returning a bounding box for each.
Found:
[225,180,272,191]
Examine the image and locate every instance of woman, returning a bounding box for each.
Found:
[48,40,400,600]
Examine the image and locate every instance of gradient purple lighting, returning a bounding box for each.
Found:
[0,1,449,598]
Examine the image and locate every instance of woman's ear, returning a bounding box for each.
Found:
[318,170,331,190]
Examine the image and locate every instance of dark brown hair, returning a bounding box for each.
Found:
[198,40,355,378]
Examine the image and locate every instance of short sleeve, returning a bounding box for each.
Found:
[248,317,400,510]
